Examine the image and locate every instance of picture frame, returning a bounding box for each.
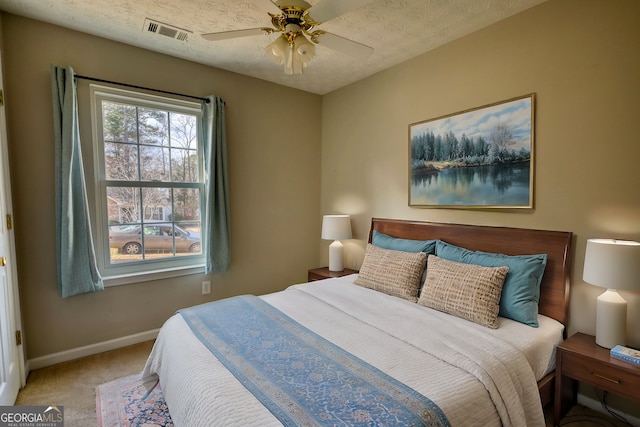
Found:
[409,93,535,209]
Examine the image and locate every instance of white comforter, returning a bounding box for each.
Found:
[142,275,563,426]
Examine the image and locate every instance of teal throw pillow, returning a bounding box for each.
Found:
[372,230,437,254]
[434,240,547,327]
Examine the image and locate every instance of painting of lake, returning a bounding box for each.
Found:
[409,94,534,208]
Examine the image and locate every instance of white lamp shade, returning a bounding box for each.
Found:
[583,239,640,291]
[321,215,352,241]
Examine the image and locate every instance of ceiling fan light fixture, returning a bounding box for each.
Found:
[295,35,315,62]
[205,0,374,76]
[265,34,290,64]
[265,33,315,75]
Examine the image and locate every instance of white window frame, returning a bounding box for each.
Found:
[90,85,205,286]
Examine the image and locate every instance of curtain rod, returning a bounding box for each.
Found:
[74,74,210,103]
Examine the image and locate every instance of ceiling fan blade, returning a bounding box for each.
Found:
[306,0,374,24]
[315,32,373,58]
[202,28,271,41]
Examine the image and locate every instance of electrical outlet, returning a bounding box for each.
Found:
[202,280,211,295]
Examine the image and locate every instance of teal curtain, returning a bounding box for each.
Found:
[202,96,230,273]
[51,65,104,297]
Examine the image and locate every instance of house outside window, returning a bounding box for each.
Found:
[91,85,205,283]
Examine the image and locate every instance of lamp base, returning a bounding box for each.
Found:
[595,289,627,349]
[328,240,344,272]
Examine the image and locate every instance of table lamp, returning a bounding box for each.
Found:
[583,238,640,349]
[321,215,352,272]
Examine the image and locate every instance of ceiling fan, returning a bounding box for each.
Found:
[201,0,374,75]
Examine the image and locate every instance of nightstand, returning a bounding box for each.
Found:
[308,267,358,282]
[554,332,640,425]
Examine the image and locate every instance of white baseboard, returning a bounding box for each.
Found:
[26,329,159,372]
[578,393,640,427]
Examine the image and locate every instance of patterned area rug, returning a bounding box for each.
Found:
[96,373,174,427]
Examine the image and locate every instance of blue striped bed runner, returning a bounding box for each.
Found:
[178,295,450,427]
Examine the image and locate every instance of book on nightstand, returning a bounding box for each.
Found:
[610,345,640,365]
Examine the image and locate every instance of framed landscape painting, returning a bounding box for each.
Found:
[409,94,535,209]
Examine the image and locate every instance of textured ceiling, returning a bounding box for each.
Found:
[0,0,548,94]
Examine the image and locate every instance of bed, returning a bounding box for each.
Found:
[142,218,573,426]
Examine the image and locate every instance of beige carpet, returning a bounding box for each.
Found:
[15,341,154,427]
[15,340,632,426]
[553,405,635,427]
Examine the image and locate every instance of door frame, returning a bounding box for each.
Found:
[0,52,26,395]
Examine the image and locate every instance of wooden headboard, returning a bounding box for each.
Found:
[368,218,573,326]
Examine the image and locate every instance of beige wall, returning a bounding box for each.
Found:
[0,14,322,359]
[321,0,640,414]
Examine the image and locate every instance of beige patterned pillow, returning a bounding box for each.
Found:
[418,255,509,328]
[354,244,427,302]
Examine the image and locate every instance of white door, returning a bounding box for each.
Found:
[0,53,25,405]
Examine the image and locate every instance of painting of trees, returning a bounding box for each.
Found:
[409,94,534,208]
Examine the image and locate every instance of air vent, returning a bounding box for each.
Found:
[144,18,191,41]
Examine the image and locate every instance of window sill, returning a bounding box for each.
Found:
[103,264,205,287]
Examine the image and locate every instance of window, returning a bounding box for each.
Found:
[91,85,205,282]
